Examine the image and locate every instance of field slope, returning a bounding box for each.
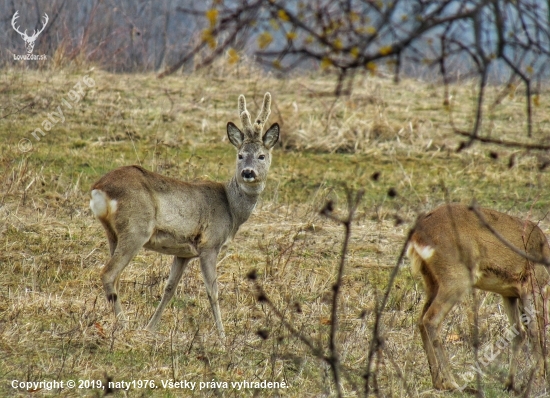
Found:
[1,68,549,396]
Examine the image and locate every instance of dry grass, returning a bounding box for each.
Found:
[1,65,550,397]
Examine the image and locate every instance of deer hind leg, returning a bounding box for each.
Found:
[199,249,225,338]
[420,265,467,390]
[99,219,118,257]
[418,264,439,383]
[101,231,151,322]
[146,256,193,332]
[97,218,120,290]
[501,296,526,391]
[100,220,120,291]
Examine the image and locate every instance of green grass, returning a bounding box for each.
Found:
[1,66,550,396]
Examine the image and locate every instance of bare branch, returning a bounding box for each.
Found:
[320,189,364,397]
[365,227,415,395]
[163,0,549,145]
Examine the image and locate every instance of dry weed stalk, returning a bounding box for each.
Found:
[320,189,364,397]
[364,228,413,396]
[247,189,364,397]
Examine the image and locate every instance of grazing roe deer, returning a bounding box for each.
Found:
[90,92,279,337]
[407,203,550,391]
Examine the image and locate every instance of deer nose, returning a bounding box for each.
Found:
[241,169,256,181]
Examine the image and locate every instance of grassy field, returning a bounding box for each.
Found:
[1,65,550,397]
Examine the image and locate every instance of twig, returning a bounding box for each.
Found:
[468,202,550,266]
[364,227,414,396]
[0,102,34,120]
[246,188,364,397]
[454,130,550,151]
[320,189,364,398]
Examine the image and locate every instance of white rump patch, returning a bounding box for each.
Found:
[90,189,117,218]
[411,242,434,260]
[406,241,435,276]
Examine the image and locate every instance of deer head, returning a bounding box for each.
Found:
[12,11,49,54]
[227,93,279,195]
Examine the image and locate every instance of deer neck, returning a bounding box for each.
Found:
[225,176,262,227]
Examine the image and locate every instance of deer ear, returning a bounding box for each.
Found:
[227,122,244,148]
[262,123,279,149]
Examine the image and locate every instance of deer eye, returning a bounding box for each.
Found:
[259,155,266,160]
[238,154,243,160]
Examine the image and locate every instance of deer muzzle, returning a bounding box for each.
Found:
[241,169,257,182]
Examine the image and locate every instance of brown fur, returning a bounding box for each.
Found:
[407,203,550,391]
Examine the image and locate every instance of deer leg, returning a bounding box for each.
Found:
[199,249,225,338]
[540,285,550,381]
[520,291,548,383]
[501,296,526,391]
[525,294,537,340]
[98,219,120,309]
[146,256,192,332]
[106,225,121,298]
[101,234,149,322]
[418,265,440,384]
[99,219,118,257]
[520,294,543,352]
[421,281,466,390]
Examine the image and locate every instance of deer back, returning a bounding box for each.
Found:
[409,204,550,294]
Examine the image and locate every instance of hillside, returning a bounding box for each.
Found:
[1,67,549,396]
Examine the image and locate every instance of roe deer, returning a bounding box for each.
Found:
[407,203,550,391]
[90,92,279,337]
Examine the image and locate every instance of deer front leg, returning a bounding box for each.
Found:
[200,249,225,338]
[146,256,192,332]
[521,295,539,343]
[519,292,547,385]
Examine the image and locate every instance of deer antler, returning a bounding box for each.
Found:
[238,95,253,132]
[11,11,48,39]
[30,13,49,39]
[254,92,271,131]
[11,11,27,38]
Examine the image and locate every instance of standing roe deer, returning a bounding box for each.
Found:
[407,203,549,391]
[90,92,279,337]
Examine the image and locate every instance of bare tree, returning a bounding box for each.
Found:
[166,0,550,148]
[1,0,202,72]
[5,0,549,148]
